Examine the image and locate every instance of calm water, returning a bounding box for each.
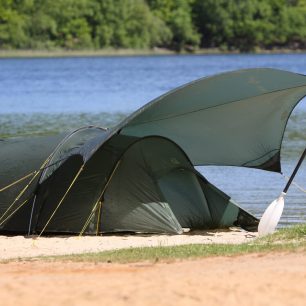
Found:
[0,54,305,226]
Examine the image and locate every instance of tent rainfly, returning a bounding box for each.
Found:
[1,68,305,235]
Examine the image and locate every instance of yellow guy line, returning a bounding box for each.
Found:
[0,171,36,193]
[0,171,39,223]
[0,157,51,223]
[0,198,30,227]
[78,201,99,237]
[38,164,84,237]
[78,160,121,237]
[96,200,103,236]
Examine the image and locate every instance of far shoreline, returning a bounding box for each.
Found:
[0,48,306,59]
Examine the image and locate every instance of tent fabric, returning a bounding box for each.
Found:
[39,126,107,183]
[31,135,257,234]
[119,68,306,171]
[1,68,305,235]
[100,138,185,234]
[101,137,213,233]
[0,133,65,215]
[0,134,258,234]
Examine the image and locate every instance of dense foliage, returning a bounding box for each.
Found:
[0,0,306,52]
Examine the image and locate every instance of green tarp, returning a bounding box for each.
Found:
[120,68,306,170]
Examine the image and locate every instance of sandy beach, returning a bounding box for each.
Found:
[0,252,305,306]
[0,228,256,260]
[1,228,305,306]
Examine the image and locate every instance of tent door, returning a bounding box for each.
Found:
[157,168,213,229]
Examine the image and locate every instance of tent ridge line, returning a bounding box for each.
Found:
[123,83,306,128]
[117,68,303,130]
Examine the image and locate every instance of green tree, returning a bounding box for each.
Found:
[277,0,306,49]
[0,0,27,48]
[1,0,306,52]
[148,0,200,51]
[12,0,57,49]
[94,0,170,49]
[41,0,94,49]
[193,0,306,51]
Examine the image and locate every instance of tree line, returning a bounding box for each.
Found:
[0,0,306,52]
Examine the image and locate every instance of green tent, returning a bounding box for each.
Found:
[1,68,305,235]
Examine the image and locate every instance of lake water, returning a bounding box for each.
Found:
[0,54,305,226]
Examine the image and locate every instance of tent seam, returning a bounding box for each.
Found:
[123,84,306,127]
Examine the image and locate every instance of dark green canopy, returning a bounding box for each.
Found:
[1,68,305,235]
[119,68,306,171]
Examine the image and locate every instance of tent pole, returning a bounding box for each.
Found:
[27,195,37,236]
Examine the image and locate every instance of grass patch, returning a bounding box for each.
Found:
[259,223,306,243]
[47,224,306,264]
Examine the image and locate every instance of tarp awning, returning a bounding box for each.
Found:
[119,68,306,172]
